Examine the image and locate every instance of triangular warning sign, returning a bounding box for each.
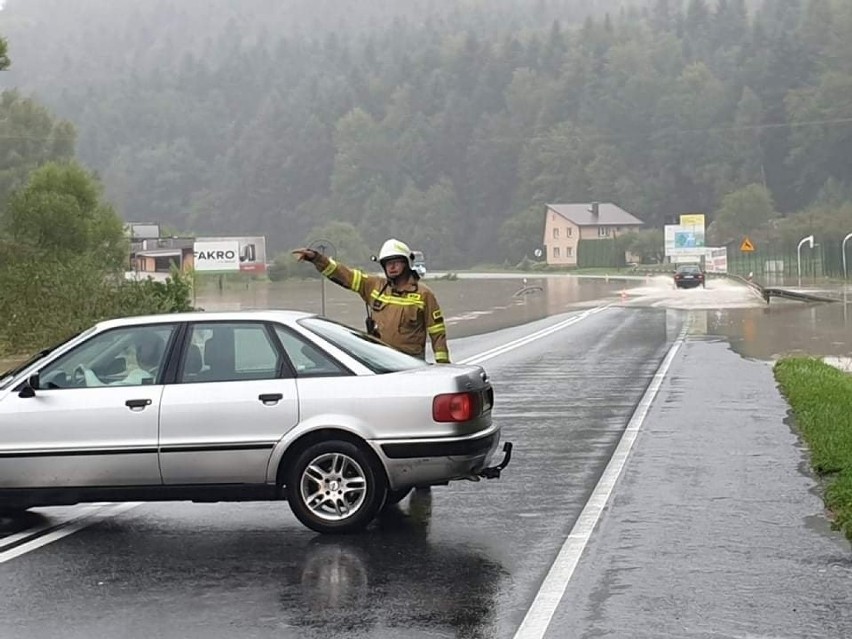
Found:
[740,237,755,252]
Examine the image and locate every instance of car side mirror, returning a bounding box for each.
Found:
[18,373,40,398]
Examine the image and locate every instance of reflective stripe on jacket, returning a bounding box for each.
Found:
[312,254,450,363]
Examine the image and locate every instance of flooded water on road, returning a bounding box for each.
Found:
[194,275,627,339]
[3,274,846,370]
[195,273,852,362]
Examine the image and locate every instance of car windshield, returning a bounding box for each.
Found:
[298,317,430,374]
[677,265,701,274]
[0,329,89,390]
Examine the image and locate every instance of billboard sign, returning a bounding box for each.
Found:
[704,247,728,274]
[196,236,267,273]
[679,213,705,229]
[124,223,160,240]
[193,240,240,272]
[665,224,706,257]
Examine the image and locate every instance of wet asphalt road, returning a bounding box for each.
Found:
[546,339,852,639]
[0,306,674,638]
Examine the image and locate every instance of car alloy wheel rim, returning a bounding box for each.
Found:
[300,453,368,522]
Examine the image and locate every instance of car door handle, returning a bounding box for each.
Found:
[258,393,283,404]
[126,398,152,410]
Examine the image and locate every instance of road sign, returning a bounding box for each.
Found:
[740,237,756,252]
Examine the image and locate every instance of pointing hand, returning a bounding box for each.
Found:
[292,248,318,262]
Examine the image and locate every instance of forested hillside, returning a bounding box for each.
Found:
[2,0,850,265]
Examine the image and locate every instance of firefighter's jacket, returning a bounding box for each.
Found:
[311,254,450,363]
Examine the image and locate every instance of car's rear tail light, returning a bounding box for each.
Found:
[433,392,479,422]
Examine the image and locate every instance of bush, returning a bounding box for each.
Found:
[118,269,195,315]
[515,255,534,271]
[268,253,322,281]
[0,259,194,356]
[529,261,553,272]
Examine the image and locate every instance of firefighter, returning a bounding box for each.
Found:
[292,238,450,363]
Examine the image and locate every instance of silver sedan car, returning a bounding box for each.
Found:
[0,311,511,533]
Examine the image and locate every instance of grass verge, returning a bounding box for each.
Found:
[774,357,852,540]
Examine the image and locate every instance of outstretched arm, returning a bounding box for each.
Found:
[292,249,373,302]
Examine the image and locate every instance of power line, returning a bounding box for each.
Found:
[675,116,852,135]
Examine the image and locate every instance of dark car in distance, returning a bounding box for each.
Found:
[674,264,706,289]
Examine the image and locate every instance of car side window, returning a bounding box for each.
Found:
[180,322,282,383]
[274,326,349,377]
[39,325,176,389]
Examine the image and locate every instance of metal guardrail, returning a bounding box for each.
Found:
[721,273,838,304]
[761,287,839,304]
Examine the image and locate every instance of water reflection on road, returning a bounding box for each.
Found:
[194,274,852,362]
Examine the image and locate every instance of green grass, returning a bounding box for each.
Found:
[774,357,852,539]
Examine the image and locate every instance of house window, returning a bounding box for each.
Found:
[553,227,559,239]
[598,227,610,237]
[567,227,573,237]
[567,247,573,257]
[553,247,560,258]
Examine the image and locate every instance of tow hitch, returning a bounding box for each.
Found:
[478,442,513,479]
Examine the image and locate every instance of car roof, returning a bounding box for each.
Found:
[95,309,317,331]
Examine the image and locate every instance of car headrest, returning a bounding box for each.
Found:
[185,344,203,375]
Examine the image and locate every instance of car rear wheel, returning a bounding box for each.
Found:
[286,440,387,534]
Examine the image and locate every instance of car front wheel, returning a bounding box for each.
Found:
[286,440,387,534]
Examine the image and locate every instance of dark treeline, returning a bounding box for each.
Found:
[2,0,850,265]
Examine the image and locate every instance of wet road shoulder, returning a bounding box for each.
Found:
[544,338,852,639]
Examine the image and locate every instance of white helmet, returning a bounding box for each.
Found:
[378,238,415,270]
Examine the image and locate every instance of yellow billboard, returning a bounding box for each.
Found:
[679,214,705,229]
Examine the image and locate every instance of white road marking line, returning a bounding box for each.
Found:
[512,331,686,639]
[0,502,142,565]
[0,504,106,552]
[460,304,612,366]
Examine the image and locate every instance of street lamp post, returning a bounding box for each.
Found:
[309,239,336,316]
[797,235,814,288]
[843,232,852,281]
